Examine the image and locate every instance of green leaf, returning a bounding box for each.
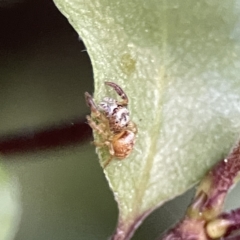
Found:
[0,162,21,240]
[53,0,240,239]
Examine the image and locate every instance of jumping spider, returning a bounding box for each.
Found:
[85,82,137,168]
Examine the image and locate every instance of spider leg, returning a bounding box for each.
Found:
[105,82,128,105]
[93,140,115,168]
[85,92,101,117]
[86,115,109,137]
[93,141,114,155]
[103,156,114,168]
[103,140,115,168]
[126,121,138,134]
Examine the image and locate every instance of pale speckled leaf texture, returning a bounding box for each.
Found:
[53,0,240,239]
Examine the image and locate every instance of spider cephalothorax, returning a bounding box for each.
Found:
[85,82,137,168]
[99,97,130,132]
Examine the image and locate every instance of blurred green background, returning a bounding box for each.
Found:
[0,1,239,239]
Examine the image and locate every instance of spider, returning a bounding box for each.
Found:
[85,82,137,168]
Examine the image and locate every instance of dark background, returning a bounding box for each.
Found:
[0,0,93,140]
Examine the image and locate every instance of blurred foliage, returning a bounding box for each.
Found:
[0,161,21,240]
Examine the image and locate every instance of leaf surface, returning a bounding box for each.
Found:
[53,0,240,238]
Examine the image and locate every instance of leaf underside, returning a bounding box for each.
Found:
[53,0,240,238]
